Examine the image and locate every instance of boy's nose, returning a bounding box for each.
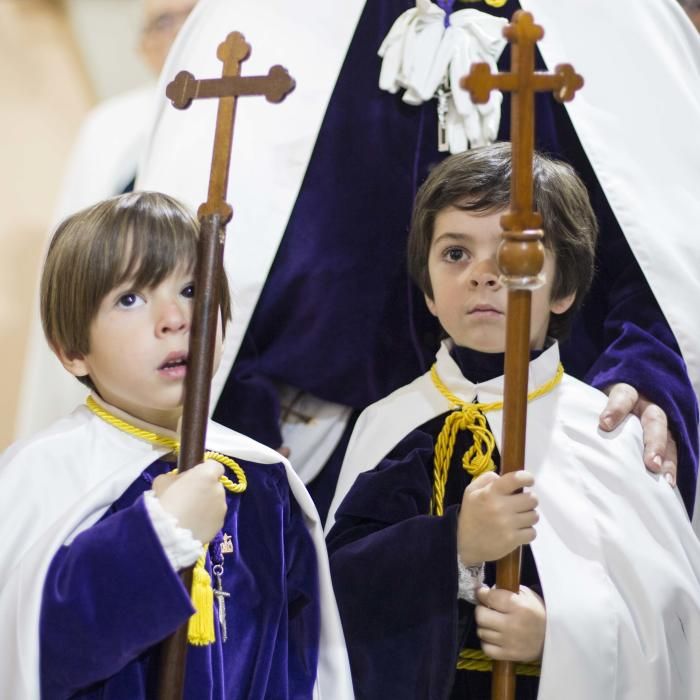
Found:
[156,302,189,335]
[468,258,501,288]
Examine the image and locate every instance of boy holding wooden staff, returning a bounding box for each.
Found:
[0,191,352,699]
[326,143,700,700]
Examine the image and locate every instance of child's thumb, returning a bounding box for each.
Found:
[152,471,178,497]
[466,470,499,493]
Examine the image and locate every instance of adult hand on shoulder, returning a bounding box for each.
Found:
[475,585,546,663]
[153,460,227,543]
[600,383,677,486]
[457,470,538,566]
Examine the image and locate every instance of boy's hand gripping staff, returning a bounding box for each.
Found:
[460,12,582,700]
[159,32,294,700]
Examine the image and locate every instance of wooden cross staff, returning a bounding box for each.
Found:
[460,11,582,700]
[158,31,294,700]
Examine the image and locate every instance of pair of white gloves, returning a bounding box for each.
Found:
[379,0,508,153]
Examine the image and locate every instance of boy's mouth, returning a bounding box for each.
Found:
[158,352,188,377]
[468,304,503,316]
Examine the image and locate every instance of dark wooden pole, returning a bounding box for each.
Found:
[156,215,223,698]
[155,31,294,700]
[460,11,582,699]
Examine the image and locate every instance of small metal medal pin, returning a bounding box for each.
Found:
[221,533,234,554]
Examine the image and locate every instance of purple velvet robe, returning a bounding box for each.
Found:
[327,348,541,699]
[39,456,320,700]
[210,0,698,521]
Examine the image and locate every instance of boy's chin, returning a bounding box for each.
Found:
[455,337,506,354]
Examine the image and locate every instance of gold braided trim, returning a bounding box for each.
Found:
[86,395,247,493]
[429,362,563,515]
[457,648,541,677]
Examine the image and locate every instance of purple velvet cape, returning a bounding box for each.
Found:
[39,456,320,700]
[209,0,698,520]
[326,347,541,698]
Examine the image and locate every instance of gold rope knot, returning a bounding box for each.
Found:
[429,361,563,516]
[432,406,496,515]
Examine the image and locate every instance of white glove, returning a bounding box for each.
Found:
[377,2,507,153]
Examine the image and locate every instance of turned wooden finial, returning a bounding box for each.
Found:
[461,10,582,288]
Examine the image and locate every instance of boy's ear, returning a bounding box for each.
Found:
[550,291,576,316]
[424,292,438,317]
[53,346,90,379]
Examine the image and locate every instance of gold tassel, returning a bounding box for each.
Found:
[187,552,216,646]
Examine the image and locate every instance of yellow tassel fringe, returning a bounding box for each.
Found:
[187,552,217,645]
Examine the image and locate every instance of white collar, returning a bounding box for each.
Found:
[433,338,561,406]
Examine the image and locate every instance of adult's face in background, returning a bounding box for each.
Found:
[139,0,198,74]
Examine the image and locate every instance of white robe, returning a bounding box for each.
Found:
[0,403,353,699]
[327,341,700,699]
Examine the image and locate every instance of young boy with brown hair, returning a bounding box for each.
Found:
[326,143,700,700]
[0,192,352,699]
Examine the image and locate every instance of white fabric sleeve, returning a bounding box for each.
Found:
[143,490,203,571]
[457,556,485,604]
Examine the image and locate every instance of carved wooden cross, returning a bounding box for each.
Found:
[167,31,295,222]
[158,31,294,700]
[461,10,582,236]
[459,11,582,700]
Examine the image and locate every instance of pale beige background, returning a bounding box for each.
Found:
[0,0,148,451]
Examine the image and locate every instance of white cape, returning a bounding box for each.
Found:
[327,342,700,700]
[0,403,353,699]
[519,0,700,526]
[521,0,700,400]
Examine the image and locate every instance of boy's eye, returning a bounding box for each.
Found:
[181,283,195,299]
[116,292,145,309]
[444,247,468,262]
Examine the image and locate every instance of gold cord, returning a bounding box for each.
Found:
[86,395,247,493]
[85,395,247,645]
[457,648,541,676]
[429,362,563,515]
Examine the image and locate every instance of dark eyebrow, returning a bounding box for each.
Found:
[431,232,473,246]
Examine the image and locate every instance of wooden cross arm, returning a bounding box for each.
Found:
[460,64,516,104]
[534,64,583,103]
[167,66,296,110]
[459,63,583,105]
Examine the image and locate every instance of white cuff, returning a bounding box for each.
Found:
[457,557,485,604]
[143,490,202,571]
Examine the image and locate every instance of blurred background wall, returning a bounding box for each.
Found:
[0,0,148,450]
